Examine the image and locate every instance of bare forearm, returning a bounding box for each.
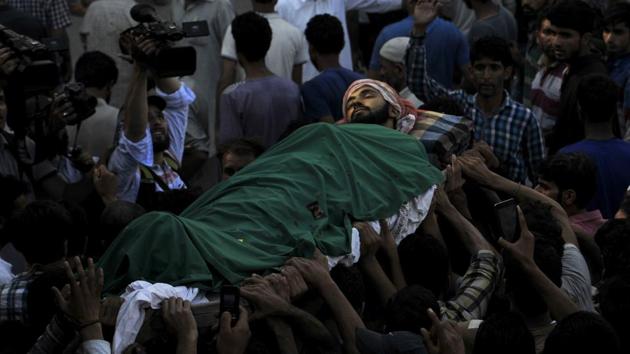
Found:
[267,318,298,354]
[389,255,407,290]
[273,306,337,350]
[438,204,494,253]
[125,66,148,142]
[317,279,365,354]
[359,258,397,306]
[176,335,198,354]
[523,260,579,321]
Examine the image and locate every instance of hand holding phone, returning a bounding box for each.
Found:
[494,198,520,243]
[220,285,240,325]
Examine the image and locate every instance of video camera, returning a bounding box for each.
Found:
[120,4,209,77]
[0,24,59,94]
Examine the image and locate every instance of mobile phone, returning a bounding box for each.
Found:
[219,285,240,324]
[493,198,520,242]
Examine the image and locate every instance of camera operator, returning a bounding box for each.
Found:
[0,42,98,201]
[107,36,195,207]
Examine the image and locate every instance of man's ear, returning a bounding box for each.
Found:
[388,103,398,119]
[503,66,514,81]
[562,189,577,207]
[395,62,405,75]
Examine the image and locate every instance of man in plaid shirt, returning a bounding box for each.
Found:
[407,0,545,183]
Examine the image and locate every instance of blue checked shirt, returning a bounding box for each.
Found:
[406,35,545,183]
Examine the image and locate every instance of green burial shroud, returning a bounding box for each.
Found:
[98,123,444,294]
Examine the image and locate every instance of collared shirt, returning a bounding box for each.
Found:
[530,60,567,135]
[0,272,35,323]
[608,53,630,139]
[7,0,71,30]
[407,36,545,183]
[108,84,195,203]
[440,251,502,321]
[275,0,401,82]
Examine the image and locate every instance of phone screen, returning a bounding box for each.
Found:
[494,199,519,242]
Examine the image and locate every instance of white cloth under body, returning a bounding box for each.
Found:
[112,281,209,354]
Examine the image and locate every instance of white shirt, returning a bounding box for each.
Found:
[80,0,137,108]
[275,0,401,81]
[0,257,14,285]
[108,84,195,203]
[66,98,119,160]
[221,12,308,82]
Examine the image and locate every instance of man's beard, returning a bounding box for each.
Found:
[350,102,390,125]
[152,132,170,153]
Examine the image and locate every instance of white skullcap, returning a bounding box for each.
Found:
[379,36,411,64]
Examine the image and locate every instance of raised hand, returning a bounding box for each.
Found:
[161,297,198,342]
[285,249,332,291]
[420,308,465,354]
[217,306,250,354]
[354,222,381,260]
[240,277,290,320]
[53,257,104,327]
[498,206,535,266]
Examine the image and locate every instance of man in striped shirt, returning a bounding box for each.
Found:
[407,0,544,183]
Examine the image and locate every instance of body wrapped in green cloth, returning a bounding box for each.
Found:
[98,123,443,294]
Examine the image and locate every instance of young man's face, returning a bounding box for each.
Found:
[603,22,630,57]
[547,24,584,61]
[345,86,391,124]
[148,105,169,152]
[471,57,511,99]
[537,19,556,59]
[535,179,560,200]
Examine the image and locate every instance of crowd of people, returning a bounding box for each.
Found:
[1,0,630,353]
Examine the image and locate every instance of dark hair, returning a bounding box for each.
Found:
[543,312,620,354]
[538,153,598,209]
[304,14,345,55]
[470,36,513,68]
[331,264,365,314]
[398,230,450,298]
[599,271,630,353]
[594,219,630,279]
[218,138,266,160]
[6,200,70,265]
[419,96,465,116]
[75,51,119,88]
[520,201,564,254]
[506,235,562,316]
[231,12,272,62]
[473,312,535,354]
[546,0,597,35]
[0,174,27,222]
[384,285,441,334]
[604,3,630,30]
[577,74,619,124]
[92,201,146,258]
